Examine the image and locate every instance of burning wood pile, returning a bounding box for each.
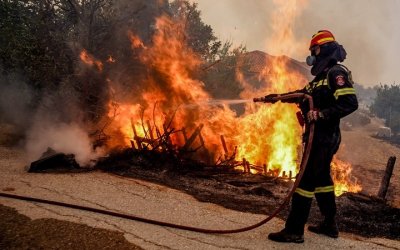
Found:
[128,115,294,179]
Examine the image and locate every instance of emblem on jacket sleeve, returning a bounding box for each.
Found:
[335,75,345,86]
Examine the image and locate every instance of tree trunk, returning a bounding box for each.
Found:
[377,156,396,199]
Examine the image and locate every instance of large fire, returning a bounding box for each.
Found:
[79,1,361,196]
[234,0,308,175]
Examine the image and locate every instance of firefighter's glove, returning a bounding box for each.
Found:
[307,110,324,123]
[264,94,279,103]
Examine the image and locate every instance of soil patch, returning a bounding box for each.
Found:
[0,204,142,250]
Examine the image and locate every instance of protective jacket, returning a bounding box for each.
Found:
[282,63,358,235]
[302,63,358,146]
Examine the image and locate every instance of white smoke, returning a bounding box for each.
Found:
[0,75,105,166]
[25,121,104,166]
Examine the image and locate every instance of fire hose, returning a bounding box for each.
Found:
[0,93,314,234]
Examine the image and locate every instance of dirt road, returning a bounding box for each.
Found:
[1,146,399,250]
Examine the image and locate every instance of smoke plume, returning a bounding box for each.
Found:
[0,66,107,167]
[25,121,103,166]
[193,0,400,86]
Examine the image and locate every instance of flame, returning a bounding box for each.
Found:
[331,157,362,196]
[79,49,103,71]
[267,0,309,58]
[129,31,146,49]
[234,0,309,176]
[108,4,308,175]
[235,60,306,176]
[109,15,237,159]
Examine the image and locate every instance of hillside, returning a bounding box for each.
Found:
[339,115,400,207]
[242,50,311,79]
[203,50,312,101]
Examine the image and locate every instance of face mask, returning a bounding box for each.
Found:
[306,55,316,66]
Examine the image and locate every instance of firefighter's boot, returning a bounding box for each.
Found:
[308,220,339,238]
[268,229,304,243]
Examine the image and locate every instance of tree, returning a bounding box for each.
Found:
[0,0,75,89]
[370,84,400,134]
[169,0,221,62]
[353,83,377,107]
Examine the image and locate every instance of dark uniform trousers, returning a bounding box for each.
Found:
[285,132,339,235]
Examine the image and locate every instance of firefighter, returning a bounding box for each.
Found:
[266,30,358,243]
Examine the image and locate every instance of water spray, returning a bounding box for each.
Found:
[180,99,253,109]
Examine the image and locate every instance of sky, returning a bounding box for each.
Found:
[192,0,400,87]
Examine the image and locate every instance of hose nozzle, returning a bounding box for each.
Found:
[253,95,279,103]
[253,97,265,102]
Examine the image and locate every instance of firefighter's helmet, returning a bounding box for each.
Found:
[309,30,335,50]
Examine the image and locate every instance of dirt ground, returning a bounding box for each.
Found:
[0,204,142,250]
